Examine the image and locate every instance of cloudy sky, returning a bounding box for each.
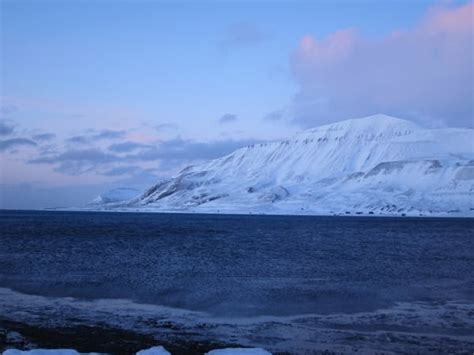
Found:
[1,0,472,209]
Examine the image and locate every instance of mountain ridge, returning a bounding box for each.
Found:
[89,114,474,217]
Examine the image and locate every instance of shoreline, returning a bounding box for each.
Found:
[2,208,473,219]
[1,286,473,355]
[0,319,243,355]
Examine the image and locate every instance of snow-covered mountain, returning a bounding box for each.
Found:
[89,187,141,205]
[94,114,474,217]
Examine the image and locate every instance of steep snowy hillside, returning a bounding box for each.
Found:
[95,114,474,217]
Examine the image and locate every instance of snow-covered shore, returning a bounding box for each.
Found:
[1,287,473,354]
[3,346,271,355]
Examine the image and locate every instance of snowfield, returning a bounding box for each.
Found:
[89,114,474,217]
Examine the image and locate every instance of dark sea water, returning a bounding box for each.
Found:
[1,210,473,353]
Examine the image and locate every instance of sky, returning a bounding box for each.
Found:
[0,0,473,209]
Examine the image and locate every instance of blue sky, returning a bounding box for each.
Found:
[1,0,472,208]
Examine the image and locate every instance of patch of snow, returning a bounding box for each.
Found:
[206,349,272,355]
[136,346,171,355]
[207,348,272,355]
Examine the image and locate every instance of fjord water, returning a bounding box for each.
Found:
[1,210,473,318]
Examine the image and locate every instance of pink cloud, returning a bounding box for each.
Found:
[422,1,473,34]
[290,1,473,128]
[298,29,356,63]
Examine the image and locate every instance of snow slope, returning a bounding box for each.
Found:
[95,114,474,217]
